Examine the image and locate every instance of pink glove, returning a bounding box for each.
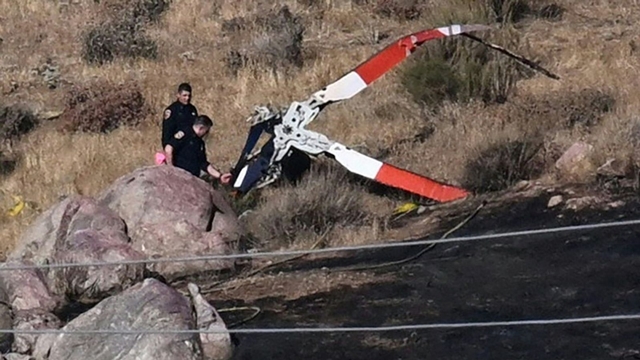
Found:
[154,152,167,165]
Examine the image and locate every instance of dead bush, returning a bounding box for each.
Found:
[222,6,305,75]
[489,0,532,23]
[82,18,158,65]
[97,0,170,23]
[462,136,546,193]
[82,0,167,64]
[372,0,422,20]
[0,104,39,143]
[59,81,150,133]
[490,0,566,22]
[295,0,327,9]
[242,164,374,249]
[537,3,565,20]
[0,151,18,177]
[509,88,616,130]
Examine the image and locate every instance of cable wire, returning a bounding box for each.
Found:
[0,313,638,334]
[1,218,639,271]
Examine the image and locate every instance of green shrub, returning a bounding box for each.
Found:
[401,58,460,108]
[401,33,527,108]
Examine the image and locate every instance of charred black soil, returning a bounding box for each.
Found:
[213,185,640,360]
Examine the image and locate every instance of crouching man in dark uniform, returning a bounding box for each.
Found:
[164,115,232,184]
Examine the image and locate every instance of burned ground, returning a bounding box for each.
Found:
[202,184,640,359]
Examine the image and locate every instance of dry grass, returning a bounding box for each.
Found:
[240,162,391,250]
[1,0,640,257]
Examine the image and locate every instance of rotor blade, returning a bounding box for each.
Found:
[326,143,470,203]
[461,33,560,80]
[232,120,270,176]
[312,24,492,105]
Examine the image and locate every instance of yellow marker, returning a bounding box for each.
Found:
[7,195,24,217]
[393,202,418,215]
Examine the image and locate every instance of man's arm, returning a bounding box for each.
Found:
[164,131,185,165]
[163,144,175,165]
[198,144,232,183]
[205,164,233,184]
[205,164,222,178]
[161,107,176,147]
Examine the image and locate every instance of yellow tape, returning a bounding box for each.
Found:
[7,195,25,217]
[392,202,419,215]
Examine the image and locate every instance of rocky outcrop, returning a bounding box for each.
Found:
[0,166,243,358]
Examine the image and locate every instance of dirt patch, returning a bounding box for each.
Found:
[212,270,396,303]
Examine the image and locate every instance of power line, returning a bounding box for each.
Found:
[0,313,638,335]
[2,218,640,272]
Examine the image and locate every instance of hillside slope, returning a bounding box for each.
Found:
[1,0,639,256]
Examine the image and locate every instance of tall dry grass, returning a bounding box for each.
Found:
[1,0,640,256]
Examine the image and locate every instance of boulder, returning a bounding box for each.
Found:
[4,196,145,303]
[33,278,204,360]
[554,142,596,178]
[134,222,236,278]
[0,262,62,355]
[565,196,601,211]
[0,264,60,314]
[9,195,129,263]
[50,228,146,303]
[0,286,13,354]
[547,195,563,208]
[187,283,233,360]
[596,157,628,178]
[3,354,36,360]
[12,309,61,355]
[97,166,243,280]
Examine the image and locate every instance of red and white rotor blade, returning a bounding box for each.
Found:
[313,24,492,104]
[327,143,470,203]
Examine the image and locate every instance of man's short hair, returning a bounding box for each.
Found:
[194,115,213,128]
[177,83,192,94]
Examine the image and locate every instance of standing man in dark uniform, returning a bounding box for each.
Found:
[156,83,199,165]
[162,82,199,148]
[164,115,232,184]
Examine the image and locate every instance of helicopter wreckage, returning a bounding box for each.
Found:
[229,24,558,203]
